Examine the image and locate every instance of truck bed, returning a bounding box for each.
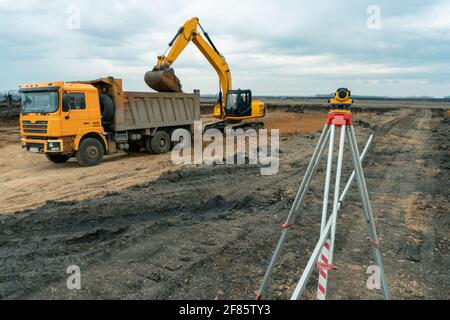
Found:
[114,91,201,131]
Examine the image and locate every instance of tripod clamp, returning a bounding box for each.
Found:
[316,262,338,271]
[327,110,353,128]
[367,238,380,248]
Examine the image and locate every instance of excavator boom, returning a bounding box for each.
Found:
[145,17,232,99]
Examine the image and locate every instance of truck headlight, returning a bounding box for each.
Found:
[47,142,61,151]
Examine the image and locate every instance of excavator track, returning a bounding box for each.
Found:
[204,121,264,133]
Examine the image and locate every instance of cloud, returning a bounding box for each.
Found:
[0,0,449,97]
[385,1,450,37]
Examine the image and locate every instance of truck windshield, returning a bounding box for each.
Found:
[21,91,59,114]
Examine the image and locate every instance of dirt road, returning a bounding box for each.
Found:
[0,111,323,214]
[0,108,448,299]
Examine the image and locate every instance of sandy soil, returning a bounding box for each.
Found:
[0,111,324,215]
[0,106,448,300]
[0,134,175,214]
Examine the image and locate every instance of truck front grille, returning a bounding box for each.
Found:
[22,121,48,134]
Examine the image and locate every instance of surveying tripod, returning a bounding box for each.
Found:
[256,94,390,300]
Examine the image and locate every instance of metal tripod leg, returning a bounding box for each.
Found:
[329,126,346,268]
[317,125,346,299]
[316,133,373,300]
[346,126,390,300]
[320,125,335,233]
[316,125,335,300]
[256,124,330,299]
[291,134,374,300]
[291,208,335,300]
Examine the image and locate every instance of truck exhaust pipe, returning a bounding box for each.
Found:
[144,67,183,93]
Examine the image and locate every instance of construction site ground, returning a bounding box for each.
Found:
[0,102,449,300]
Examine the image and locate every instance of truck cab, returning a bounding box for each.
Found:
[20,81,107,166]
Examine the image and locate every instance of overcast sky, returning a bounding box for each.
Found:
[1,0,449,97]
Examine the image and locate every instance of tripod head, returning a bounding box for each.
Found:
[329,88,353,111]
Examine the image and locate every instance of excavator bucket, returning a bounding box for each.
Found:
[144,67,183,93]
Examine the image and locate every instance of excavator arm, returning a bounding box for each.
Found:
[146,17,232,104]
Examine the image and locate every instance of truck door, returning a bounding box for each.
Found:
[61,92,90,136]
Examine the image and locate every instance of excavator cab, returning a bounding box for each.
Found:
[225,90,252,117]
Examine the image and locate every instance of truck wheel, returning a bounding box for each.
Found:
[148,131,171,154]
[76,138,104,167]
[46,154,71,163]
[145,137,154,154]
[100,94,115,123]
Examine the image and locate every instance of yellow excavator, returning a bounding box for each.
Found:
[145,17,265,131]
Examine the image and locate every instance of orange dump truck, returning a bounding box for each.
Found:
[19,77,200,166]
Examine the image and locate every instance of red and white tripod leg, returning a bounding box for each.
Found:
[317,125,346,300]
[316,125,335,300]
[316,239,332,300]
